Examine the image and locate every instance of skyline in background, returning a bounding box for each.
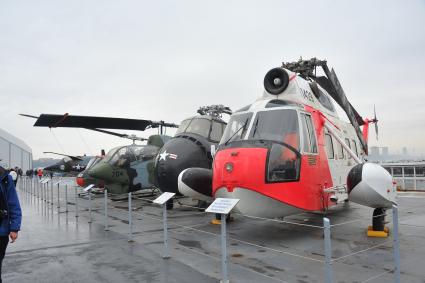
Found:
[1,0,424,159]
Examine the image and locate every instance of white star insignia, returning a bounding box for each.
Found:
[159,151,168,161]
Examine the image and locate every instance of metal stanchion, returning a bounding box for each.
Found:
[152,192,175,259]
[128,192,133,242]
[162,204,169,259]
[75,187,79,218]
[104,189,108,231]
[220,213,229,283]
[57,183,60,209]
[50,181,54,206]
[323,217,333,283]
[205,198,239,283]
[88,190,92,223]
[65,184,68,213]
[392,205,401,283]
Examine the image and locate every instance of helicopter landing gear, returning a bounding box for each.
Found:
[197,200,208,212]
[211,213,233,225]
[367,207,389,237]
[166,198,174,210]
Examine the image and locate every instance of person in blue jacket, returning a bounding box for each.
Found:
[0,166,22,283]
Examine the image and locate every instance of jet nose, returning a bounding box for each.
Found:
[88,161,114,182]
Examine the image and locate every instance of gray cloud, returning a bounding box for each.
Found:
[1,0,424,158]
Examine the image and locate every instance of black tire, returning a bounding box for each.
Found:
[166,198,174,210]
[372,208,386,231]
[197,200,208,212]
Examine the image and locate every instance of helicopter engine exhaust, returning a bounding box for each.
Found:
[347,163,396,208]
[178,168,213,202]
[263,67,290,95]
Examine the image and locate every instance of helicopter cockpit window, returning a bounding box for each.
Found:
[210,121,225,142]
[317,93,336,112]
[104,147,121,163]
[132,145,159,161]
[107,147,138,168]
[300,113,318,154]
[184,117,211,138]
[220,113,253,144]
[249,109,300,150]
[175,119,192,135]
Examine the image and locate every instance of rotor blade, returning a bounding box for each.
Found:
[43,151,83,161]
[320,65,368,154]
[19,113,39,119]
[374,105,378,141]
[34,114,154,131]
[88,128,128,138]
[315,77,364,126]
[375,123,379,141]
[88,128,147,141]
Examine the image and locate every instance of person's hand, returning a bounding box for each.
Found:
[9,231,18,243]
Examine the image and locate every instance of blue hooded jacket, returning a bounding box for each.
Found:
[0,169,22,236]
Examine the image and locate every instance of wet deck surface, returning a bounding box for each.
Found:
[5,178,425,283]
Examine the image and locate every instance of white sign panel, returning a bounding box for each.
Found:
[205,198,240,215]
[54,180,62,186]
[153,192,176,205]
[40,179,50,184]
[83,184,95,192]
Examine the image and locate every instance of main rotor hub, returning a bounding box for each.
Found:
[197,105,232,118]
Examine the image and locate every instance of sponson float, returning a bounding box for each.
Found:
[180,58,396,234]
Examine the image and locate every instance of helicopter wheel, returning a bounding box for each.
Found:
[372,207,386,231]
[197,200,208,212]
[166,198,174,210]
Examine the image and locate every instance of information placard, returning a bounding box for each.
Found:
[153,192,176,205]
[83,184,95,192]
[205,198,239,215]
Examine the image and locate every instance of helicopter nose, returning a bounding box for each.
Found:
[155,136,211,194]
[88,161,114,182]
[76,176,85,187]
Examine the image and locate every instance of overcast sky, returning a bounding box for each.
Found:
[1,0,424,159]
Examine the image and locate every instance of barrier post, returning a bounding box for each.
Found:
[323,217,333,283]
[128,192,133,242]
[205,198,239,283]
[65,184,68,212]
[75,186,79,218]
[162,204,170,258]
[88,189,92,223]
[220,213,229,283]
[104,189,108,231]
[57,182,60,209]
[152,192,175,259]
[50,181,53,206]
[392,205,401,283]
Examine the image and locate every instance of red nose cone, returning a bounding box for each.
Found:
[76,177,85,187]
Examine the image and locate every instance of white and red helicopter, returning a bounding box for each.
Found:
[179,58,397,233]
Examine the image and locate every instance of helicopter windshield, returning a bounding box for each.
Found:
[85,157,101,170]
[176,117,225,142]
[107,145,159,168]
[248,109,300,150]
[220,112,253,144]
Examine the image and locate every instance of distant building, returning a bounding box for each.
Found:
[370,146,380,157]
[402,147,408,156]
[0,128,32,171]
[382,147,389,156]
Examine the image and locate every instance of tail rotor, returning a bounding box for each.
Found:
[372,105,379,141]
